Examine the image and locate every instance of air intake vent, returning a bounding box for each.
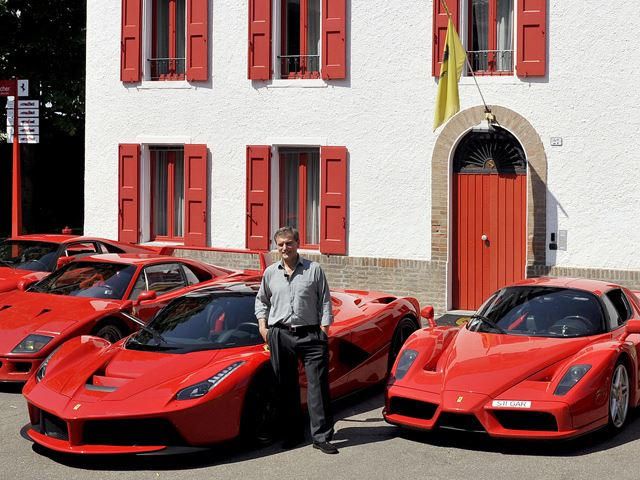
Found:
[388,397,437,420]
[493,410,558,431]
[436,412,486,433]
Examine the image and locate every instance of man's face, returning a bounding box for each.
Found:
[275,233,299,262]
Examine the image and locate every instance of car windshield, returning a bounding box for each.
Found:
[0,240,59,271]
[29,261,137,299]
[467,286,605,337]
[128,290,261,353]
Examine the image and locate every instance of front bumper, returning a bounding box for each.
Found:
[384,384,607,440]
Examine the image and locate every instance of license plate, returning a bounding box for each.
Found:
[491,400,531,409]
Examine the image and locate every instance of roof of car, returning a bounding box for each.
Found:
[511,276,622,294]
[69,253,169,265]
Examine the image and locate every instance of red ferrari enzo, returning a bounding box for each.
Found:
[384,277,640,440]
[22,282,423,454]
[0,251,263,382]
[0,234,152,294]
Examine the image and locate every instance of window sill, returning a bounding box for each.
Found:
[460,75,521,86]
[267,79,328,89]
[140,240,184,247]
[137,80,193,90]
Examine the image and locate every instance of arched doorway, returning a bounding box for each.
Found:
[451,126,527,310]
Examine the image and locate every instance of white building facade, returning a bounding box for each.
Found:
[84,0,640,311]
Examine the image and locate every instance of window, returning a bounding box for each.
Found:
[118,143,208,246]
[131,263,187,298]
[467,0,513,74]
[280,0,321,78]
[120,0,208,82]
[280,148,320,247]
[603,290,632,330]
[431,0,547,78]
[248,0,346,81]
[151,147,185,241]
[151,0,186,80]
[245,145,347,254]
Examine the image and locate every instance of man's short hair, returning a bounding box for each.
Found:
[274,226,300,243]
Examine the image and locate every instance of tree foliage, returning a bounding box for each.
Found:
[0,0,85,139]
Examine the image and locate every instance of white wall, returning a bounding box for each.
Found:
[85,0,640,269]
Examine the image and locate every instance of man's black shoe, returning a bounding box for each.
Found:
[282,436,305,449]
[312,441,339,454]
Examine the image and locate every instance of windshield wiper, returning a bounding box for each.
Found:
[470,313,508,334]
[121,311,169,346]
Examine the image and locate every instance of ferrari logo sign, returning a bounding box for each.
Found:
[73,403,82,411]
[456,396,464,403]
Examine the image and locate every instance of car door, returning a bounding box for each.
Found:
[131,262,189,320]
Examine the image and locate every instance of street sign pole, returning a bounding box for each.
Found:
[11,89,21,237]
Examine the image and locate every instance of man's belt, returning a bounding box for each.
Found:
[272,323,319,333]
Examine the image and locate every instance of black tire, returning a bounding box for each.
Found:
[387,317,419,373]
[93,321,125,343]
[240,369,280,446]
[608,360,630,432]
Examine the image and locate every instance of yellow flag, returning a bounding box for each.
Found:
[433,18,466,131]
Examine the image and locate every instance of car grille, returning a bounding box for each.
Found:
[82,418,186,446]
[388,397,438,420]
[493,410,558,431]
[436,412,486,433]
[39,411,69,441]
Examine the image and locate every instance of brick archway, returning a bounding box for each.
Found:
[431,105,547,309]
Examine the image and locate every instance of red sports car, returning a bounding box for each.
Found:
[0,234,153,293]
[0,251,263,383]
[384,277,640,440]
[22,282,423,454]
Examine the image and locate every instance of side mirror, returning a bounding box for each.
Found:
[626,319,640,335]
[17,278,37,291]
[56,256,75,269]
[420,305,435,322]
[135,290,157,305]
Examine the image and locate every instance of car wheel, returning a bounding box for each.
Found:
[388,317,419,373]
[241,369,279,446]
[608,360,630,431]
[93,322,125,343]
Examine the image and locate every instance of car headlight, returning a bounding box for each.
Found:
[176,361,245,400]
[394,349,418,380]
[35,346,61,383]
[12,334,53,354]
[554,364,591,395]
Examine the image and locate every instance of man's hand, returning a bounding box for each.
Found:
[258,318,268,343]
[321,325,330,336]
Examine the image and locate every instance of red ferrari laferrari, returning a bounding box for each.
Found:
[384,277,640,440]
[0,251,263,382]
[22,282,423,454]
[0,234,153,294]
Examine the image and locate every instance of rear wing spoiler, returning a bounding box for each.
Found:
[154,246,272,273]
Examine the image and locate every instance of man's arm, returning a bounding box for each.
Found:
[317,266,333,334]
[255,273,271,342]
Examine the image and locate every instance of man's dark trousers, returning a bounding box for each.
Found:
[268,325,333,443]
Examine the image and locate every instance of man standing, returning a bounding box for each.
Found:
[255,226,338,454]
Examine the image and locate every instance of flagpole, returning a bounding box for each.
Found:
[437,0,492,117]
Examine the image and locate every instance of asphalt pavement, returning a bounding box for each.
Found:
[2,384,640,480]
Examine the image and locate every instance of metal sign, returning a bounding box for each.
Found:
[6,99,38,109]
[7,126,39,135]
[7,134,38,144]
[5,94,40,144]
[6,117,38,127]
[0,80,16,97]
[17,79,29,97]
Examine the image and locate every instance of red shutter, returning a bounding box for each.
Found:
[320,146,347,255]
[432,0,459,77]
[248,0,272,80]
[516,0,547,76]
[118,144,140,243]
[246,146,271,250]
[321,0,346,80]
[184,144,208,247]
[121,0,142,82]
[186,0,209,81]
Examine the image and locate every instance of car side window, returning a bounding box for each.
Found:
[64,242,100,257]
[182,264,200,285]
[602,289,632,330]
[99,242,126,254]
[141,263,187,295]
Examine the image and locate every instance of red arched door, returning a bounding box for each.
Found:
[452,128,527,310]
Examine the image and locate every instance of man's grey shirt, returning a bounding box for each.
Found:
[255,256,334,327]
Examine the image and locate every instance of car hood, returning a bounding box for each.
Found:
[0,268,46,293]
[53,345,227,402]
[440,327,595,397]
[0,291,123,353]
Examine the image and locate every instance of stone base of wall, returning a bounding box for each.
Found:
[171,249,640,315]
